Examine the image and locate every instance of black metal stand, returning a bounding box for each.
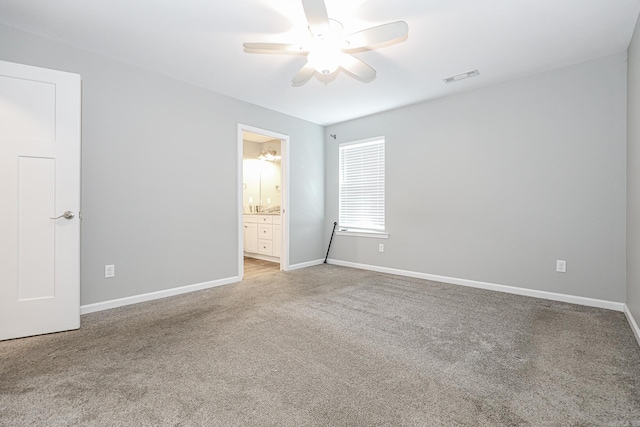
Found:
[324,222,337,264]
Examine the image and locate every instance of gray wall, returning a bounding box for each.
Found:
[0,24,325,306]
[628,14,640,319]
[326,54,627,302]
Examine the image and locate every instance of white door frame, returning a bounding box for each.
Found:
[237,124,290,278]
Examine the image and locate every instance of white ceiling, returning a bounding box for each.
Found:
[0,0,639,125]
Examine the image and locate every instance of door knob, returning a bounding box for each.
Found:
[50,211,74,220]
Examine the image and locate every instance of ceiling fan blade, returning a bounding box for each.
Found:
[301,0,330,35]
[345,21,409,50]
[291,62,316,86]
[339,54,376,81]
[243,42,307,53]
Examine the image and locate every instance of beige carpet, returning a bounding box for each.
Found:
[1,264,639,426]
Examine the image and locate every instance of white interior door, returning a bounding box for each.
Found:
[0,60,81,341]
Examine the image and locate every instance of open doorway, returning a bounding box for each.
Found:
[237,125,289,279]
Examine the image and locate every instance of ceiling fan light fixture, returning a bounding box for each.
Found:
[243,0,409,86]
[307,20,346,75]
[308,46,342,75]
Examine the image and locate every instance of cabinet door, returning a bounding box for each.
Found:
[273,225,281,257]
[244,222,258,253]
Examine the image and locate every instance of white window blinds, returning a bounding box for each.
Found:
[339,138,385,232]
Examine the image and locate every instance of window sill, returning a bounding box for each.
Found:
[335,230,389,239]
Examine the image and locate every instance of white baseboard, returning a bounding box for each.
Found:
[624,304,640,347]
[80,276,240,315]
[287,259,325,271]
[327,259,625,312]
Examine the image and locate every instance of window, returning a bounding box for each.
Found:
[339,137,385,233]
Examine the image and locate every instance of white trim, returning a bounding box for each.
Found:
[281,130,291,272]
[336,231,389,239]
[80,276,240,315]
[624,304,640,348]
[288,259,325,270]
[237,126,244,279]
[237,124,291,277]
[326,259,625,312]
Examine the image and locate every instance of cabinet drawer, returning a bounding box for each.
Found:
[272,215,281,225]
[257,239,272,255]
[243,215,258,223]
[258,224,273,240]
[258,215,273,224]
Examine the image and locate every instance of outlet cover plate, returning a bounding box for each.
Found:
[105,264,115,278]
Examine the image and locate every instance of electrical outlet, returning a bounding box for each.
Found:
[556,260,566,273]
[379,243,384,253]
[105,264,115,278]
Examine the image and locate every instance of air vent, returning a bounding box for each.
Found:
[443,69,480,84]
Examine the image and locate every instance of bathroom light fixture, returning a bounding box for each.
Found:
[258,147,279,161]
[443,69,480,84]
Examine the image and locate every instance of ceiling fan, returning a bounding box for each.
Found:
[242,0,409,86]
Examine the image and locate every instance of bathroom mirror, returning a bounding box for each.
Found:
[242,138,281,213]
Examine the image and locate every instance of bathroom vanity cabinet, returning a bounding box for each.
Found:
[243,214,281,261]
